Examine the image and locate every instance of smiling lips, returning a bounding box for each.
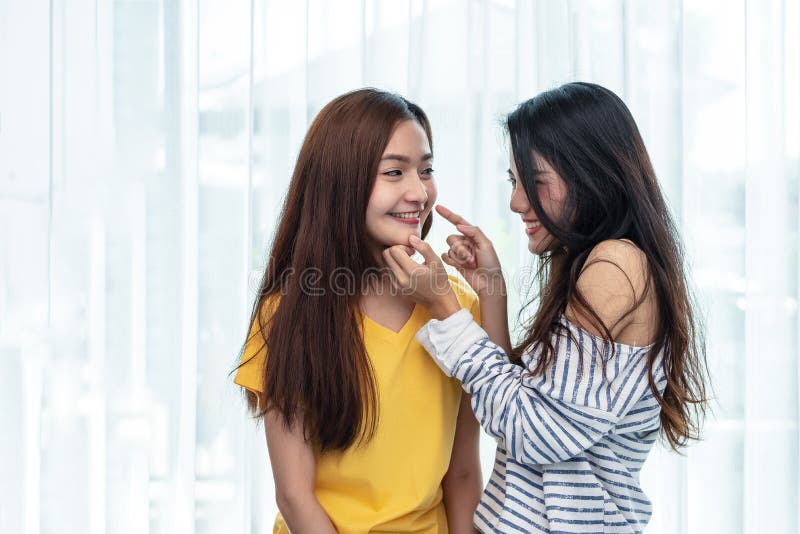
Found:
[390,211,421,225]
[524,219,542,236]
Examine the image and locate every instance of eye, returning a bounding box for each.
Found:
[421,167,434,179]
[382,170,402,177]
[531,171,548,185]
[507,175,516,187]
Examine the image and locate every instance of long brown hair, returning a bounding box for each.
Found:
[506,82,709,450]
[239,88,433,453]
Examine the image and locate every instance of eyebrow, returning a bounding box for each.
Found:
[381,153,433,163]
[508,167,546,178]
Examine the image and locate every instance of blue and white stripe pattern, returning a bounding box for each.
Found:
[416,309,666,534]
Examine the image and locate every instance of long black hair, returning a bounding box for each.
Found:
[507,82,708,449]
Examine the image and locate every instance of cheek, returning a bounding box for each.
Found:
[539,186,566,217]
[424,179,438,207]
[366,185,394,217]
[551,181,569,212]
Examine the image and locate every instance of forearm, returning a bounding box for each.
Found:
[277,492,337,534]
[418,311,618,465]
[477,277,512,354]
[442,467,482,534]
[264,408,336,534]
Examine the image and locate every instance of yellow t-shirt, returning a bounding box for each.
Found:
[233,275,480,534]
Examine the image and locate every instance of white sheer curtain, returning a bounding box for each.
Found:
[1,1,797,533]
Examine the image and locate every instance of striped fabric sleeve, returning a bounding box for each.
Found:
[415,309,653,465]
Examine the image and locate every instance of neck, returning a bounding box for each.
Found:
[360,273,415,307]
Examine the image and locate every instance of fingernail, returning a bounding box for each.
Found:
[409,235,420,243]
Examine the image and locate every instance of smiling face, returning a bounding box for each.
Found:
[365,119,437,258]
[508,151,568,254]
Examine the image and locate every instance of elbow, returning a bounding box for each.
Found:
[513,430,599,465]
[444,469,481,488]
[275,487,312,522]
[274,490,294,519]
[443,465,483,496]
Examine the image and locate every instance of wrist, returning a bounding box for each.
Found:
[477,271,507,298]
[429,292,461,320]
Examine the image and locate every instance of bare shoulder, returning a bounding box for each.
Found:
[581,239,649,292]
[567,239,653,338]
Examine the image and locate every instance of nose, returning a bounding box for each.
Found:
[406,176,429,205]
[509,181,530,214]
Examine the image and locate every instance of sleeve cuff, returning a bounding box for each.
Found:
[415,308,489,376]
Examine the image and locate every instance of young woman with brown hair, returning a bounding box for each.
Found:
[233,88,483,533]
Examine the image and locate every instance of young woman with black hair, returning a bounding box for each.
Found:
[385,82,709,534]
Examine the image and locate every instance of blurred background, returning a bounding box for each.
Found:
[0,0,797,533]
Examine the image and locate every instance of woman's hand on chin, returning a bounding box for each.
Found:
[382,236,460,320]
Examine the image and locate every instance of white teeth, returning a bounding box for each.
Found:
[390,212,420,219]
[526,221,541,228]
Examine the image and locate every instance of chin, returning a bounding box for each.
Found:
[396,226,422,240]
[394,232,420,246]
[528,238,550,256]
[529,243,543,255]
[373,230,418,248]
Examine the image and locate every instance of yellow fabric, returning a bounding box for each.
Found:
[233,275,480,534]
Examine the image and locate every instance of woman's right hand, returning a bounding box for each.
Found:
[435,205,505,297]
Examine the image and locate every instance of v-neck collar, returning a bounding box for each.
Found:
[360,303,423,341]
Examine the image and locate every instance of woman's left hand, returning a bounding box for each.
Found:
[382,235,461,320]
